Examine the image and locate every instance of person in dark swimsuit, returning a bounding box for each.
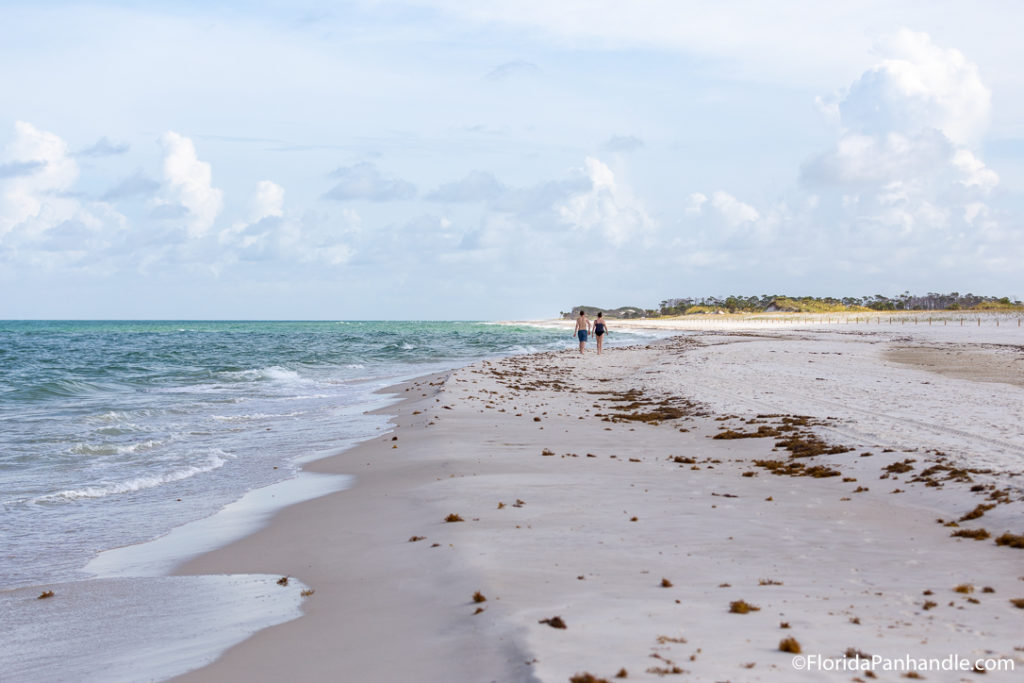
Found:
[593,312,609,355]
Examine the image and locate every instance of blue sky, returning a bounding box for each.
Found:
[1,1,1022,319]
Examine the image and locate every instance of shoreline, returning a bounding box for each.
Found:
[172,322,1022,681]
[2,325,665,683]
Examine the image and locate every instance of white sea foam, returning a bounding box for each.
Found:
[32,451,233,504]
[69,439,164,456]
[209,411,304,422]
[91,410,136,423]
[509,344,541,355]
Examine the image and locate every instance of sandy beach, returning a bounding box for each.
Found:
[158,315,1024,682]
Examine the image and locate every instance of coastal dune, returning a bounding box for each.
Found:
[174,321,1024,681]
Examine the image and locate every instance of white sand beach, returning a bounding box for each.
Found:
[163,314,1023,682]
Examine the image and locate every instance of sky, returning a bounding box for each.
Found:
[1,0,1022,319]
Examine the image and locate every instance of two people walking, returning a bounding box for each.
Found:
[573,310,609,354]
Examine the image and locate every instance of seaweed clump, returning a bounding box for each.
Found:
[729,600,760,614]
[779,637,801,653]
[994,532,1024,549]
[570,675,610,683]
[951,528,990,540]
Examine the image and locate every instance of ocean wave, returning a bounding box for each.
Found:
[218,366,306,384]
[13,378,105,401]
[210,411,304,422]
[91,410,136,423]
[30,451,234,504]
[69,439,165,456]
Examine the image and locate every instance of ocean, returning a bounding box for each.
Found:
[0,320,661,590]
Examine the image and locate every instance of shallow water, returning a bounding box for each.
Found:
[0,320,664,589]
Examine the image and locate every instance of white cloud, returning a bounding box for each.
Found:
[0,121,80,240]
[157,131,223,238]
[951,149,998,192]
[685,193,707,215]
[710,191,760,227]
[558,157,655,246]
[0,122,124,258]
[252,180,284,220]
[800,30,1001,244]
[844,29,990,146]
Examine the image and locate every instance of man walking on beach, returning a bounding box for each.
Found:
[573,310,591,354]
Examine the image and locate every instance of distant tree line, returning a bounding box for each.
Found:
[563,293,1022,318]
[658,292,1022,315]
[560,305,658,319]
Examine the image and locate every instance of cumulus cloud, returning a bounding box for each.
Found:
[558,157,655,245]
[157,132,223,238]
[709,191,760,227]
[252,180,285,220]
[842,30,990,146]
[683,188,779,248]
[951,149,998,192]
[800,30,1000,242]
[1,122,87,241]
[323,162,416,202]
[0,122,128,276]
[217,180,287,260]
[685,192,707,215]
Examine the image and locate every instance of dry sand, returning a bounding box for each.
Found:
[172,319,1024,682]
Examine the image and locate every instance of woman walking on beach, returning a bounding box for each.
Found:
[593,312,609,355]
[573,310,591,354]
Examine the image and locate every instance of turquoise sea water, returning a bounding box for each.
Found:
[0,320,660,589]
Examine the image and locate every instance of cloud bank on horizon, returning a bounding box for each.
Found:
[0,1,1021,319]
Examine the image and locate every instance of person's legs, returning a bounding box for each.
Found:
[597,334,603,354]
